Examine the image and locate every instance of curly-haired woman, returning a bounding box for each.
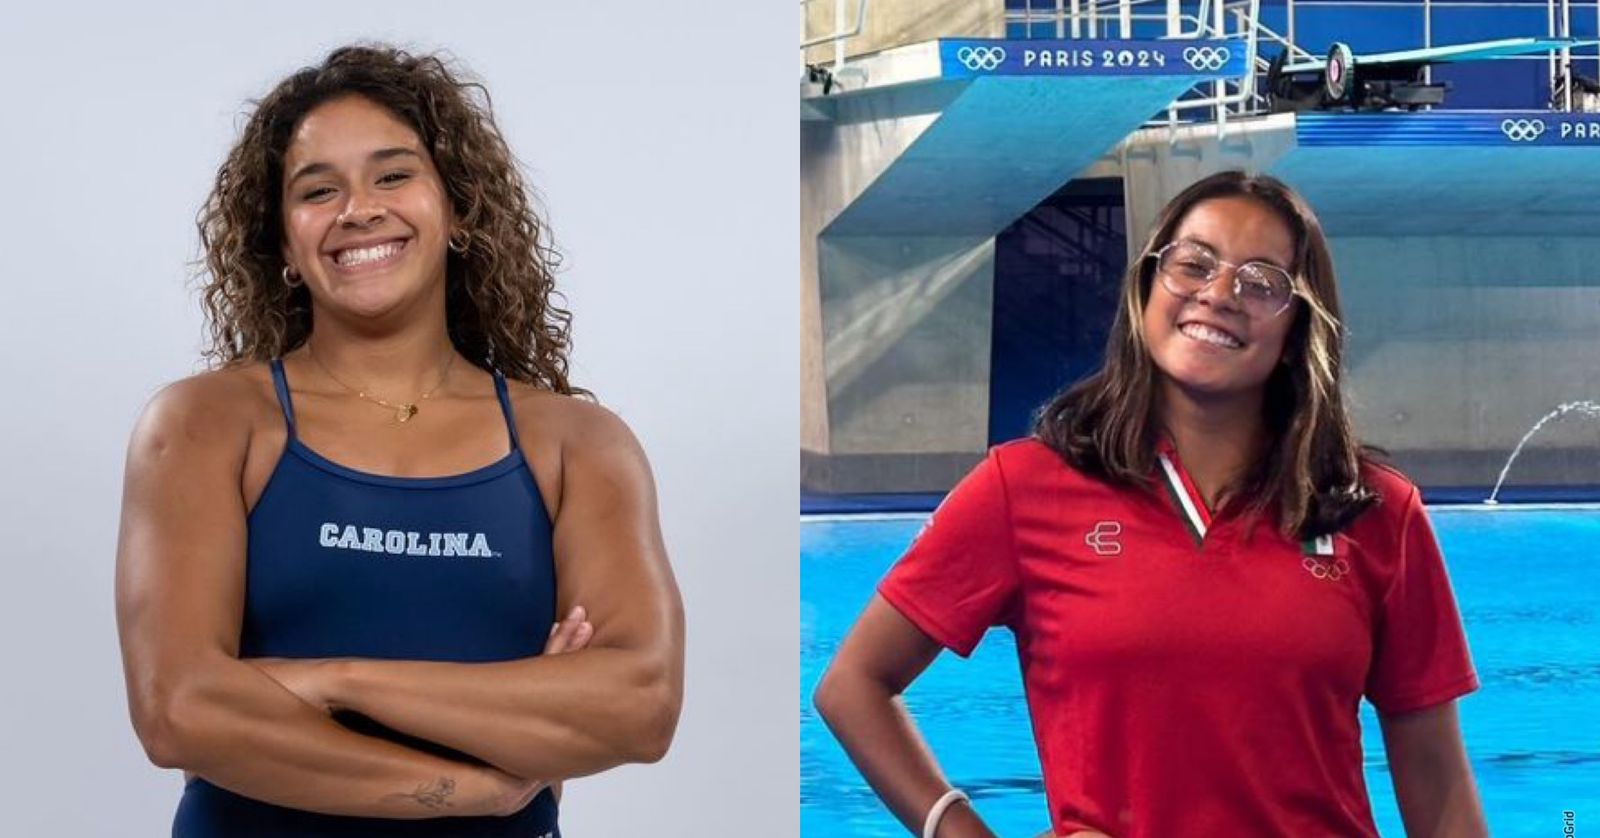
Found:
[115,44,684,837]
[815,171,1485,837]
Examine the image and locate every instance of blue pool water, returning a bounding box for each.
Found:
[801,507,1600,837]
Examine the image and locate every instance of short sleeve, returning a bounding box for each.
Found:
[877,448,1020,658]
[1364,486,1479,715]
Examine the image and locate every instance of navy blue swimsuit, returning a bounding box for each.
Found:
[173,358,560,837]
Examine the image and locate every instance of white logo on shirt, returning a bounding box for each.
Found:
[318,522,497,558]
[1085,521,1123,556]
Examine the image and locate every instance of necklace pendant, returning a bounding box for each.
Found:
[397,403,418,423]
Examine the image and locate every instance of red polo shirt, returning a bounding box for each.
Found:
[878,437,1478,836]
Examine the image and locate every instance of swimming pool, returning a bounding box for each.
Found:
[801,506,1600,837]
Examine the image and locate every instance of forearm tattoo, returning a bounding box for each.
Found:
[385,776,456,810]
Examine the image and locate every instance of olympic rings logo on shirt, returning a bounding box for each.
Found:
[1301,556,1351,581]
[1500,118,1546,142]
[956,46,1007,72]
[1182,46,1231,72]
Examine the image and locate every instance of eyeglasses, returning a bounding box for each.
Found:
[1147,240,1299,319]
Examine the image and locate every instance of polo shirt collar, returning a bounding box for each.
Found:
[1154,436,1212,545]
[1154,435,1338,557]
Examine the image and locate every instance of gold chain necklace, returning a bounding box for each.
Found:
[305,341,456,424]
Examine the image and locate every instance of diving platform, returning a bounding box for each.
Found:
[807,37,1247,237]
[1280,111,1600,235]
[1122,109,1600,237]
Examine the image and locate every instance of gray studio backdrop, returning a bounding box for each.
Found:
[0,3,796,835]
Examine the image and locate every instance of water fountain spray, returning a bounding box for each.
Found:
[1485,401,1600,505]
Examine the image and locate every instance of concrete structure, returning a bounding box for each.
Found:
[802,9,1600,496]
[802,36,1243,492]
[803,0,1004,66]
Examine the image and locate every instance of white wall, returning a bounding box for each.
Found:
[0,2,796,835]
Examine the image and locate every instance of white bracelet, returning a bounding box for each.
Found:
[922,788,971,838]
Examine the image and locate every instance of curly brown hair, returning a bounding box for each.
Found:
[193,42,583,395]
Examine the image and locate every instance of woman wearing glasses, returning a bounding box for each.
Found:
[115,45,684,836]
[814,171,1485,837]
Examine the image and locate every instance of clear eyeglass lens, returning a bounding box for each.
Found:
[1157,243,1293,317]
[1157,244,1215,287]
[1236,265,1291,303]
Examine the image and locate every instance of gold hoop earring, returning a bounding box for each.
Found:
[448,230,470,254]
[283,265,304,288]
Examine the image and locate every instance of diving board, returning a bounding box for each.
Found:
[1269,37,1600,112]
[1279,37,1598,75]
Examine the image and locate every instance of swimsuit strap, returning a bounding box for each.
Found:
[277,357,520,451]
[269,358,298,438]
[492,369,523,452]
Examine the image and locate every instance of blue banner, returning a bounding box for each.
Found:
[1297,112,1600,146]
[939,39,1246,79]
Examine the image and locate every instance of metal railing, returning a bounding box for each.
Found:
[1007,0,1218,38]
[1000,0,1264,127]
[1002,0,1600,118]
[800,0,871,73]
[1286,0,1592,105]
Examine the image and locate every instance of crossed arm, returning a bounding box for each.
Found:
[116,378,684,818]
[249,404,683,782]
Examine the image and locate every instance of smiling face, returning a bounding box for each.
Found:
[1141,195,1300,400]
[279,94,454,321]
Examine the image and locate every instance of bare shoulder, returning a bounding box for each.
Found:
[501,382,655,522]
[502,381,648,459]
[127,363,275,470]
[118,363,282,668]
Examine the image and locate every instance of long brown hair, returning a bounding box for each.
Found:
[1033,170,1378,540]
[193,43,584,395]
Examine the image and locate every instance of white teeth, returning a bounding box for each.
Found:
[335,240,404,267]
[1180,322,1243,349]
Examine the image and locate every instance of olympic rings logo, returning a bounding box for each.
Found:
[1501,118,1546,142]
[1302,556,1351,582]
[1183,46,1231,72]
[956,45,1007,72]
